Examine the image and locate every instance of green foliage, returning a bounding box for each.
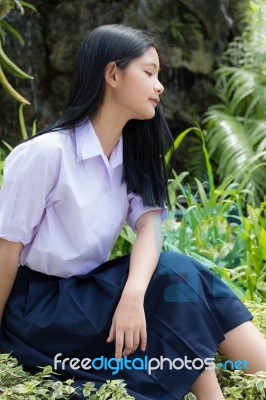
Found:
[222,370,266,399]
[18,102,37,139]
[204,107,266,206]
[169,7,202,44]
[110,224,135,260]
[224,0,266,73]
[169,19,184,43]
[236,202,266,301]
[164,170,266,302]
[0,0,35,104]
[0,103,36,187]
[0,1,37,181]
[83,380,134,400]
[216,368,266,399]
[242,300,266,334]
[200,0,266,206]
[0,353,134,399]
[0,354,76,399]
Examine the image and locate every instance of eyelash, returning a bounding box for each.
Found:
[145,71,152,77]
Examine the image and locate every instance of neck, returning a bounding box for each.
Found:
[91,103,128,159]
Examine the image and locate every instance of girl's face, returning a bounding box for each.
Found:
[114,47,164,121]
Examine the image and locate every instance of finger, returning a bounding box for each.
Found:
[106,322,116,343]
[140,325,147,351]
[122,331,134,356]
[131,330,140,353]
[115,331,124,360]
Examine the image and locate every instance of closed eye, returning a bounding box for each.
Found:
[145,71,152,77]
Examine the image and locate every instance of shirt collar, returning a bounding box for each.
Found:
[75,120,123,168]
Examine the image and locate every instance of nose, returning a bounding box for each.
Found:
[154,80,164,95]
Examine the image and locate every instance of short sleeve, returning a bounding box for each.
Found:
[126,191,167,232]
[0,139,58,245]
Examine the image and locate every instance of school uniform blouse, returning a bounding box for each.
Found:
[0,121,166,278]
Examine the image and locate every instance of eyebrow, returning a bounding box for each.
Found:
[141,62,161,71]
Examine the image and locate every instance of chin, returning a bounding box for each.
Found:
[139,110,156,120]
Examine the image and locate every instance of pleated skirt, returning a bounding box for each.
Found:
[0,251,252,399]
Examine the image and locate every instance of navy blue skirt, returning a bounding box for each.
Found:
[0,251,252,399]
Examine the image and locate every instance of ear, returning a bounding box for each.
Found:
[104,62,119,88]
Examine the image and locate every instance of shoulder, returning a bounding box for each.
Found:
[12,131,67,156]
[5,131,72,171]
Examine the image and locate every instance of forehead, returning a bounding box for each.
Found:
[134,47,160,69]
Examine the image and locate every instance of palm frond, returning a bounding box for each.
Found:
[245,119,266,151]
[205,110,266,204]
[215,67,266,116]
[221,1,266,71]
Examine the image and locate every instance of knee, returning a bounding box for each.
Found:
[158,250,182,265]
[155,251,202,303]
[158,251,195,274]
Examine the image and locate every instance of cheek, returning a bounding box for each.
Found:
[124,72,148,96]
[131,83,149,103]
[117,72,149,109]
[123,83,144,104]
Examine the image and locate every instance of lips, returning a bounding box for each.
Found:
[149,98,160,107]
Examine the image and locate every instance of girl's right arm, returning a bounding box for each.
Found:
[0,238,23,324]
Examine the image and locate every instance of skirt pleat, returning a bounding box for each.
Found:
[0,251,252,400]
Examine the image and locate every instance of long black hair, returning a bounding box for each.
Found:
[37,24,173,208]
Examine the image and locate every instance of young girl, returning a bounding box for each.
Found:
[0,24,265,400]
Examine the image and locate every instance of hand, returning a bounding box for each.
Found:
[106,290,147,359]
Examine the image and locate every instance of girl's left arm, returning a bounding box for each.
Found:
[106,209,163,359]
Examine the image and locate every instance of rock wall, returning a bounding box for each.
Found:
[0,0,243,150]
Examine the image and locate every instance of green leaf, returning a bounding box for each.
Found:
[165,127,201,165]
[18,103,28,139]
[0,20,24,45]
[20,1,37,12]
[1,140,13,152]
